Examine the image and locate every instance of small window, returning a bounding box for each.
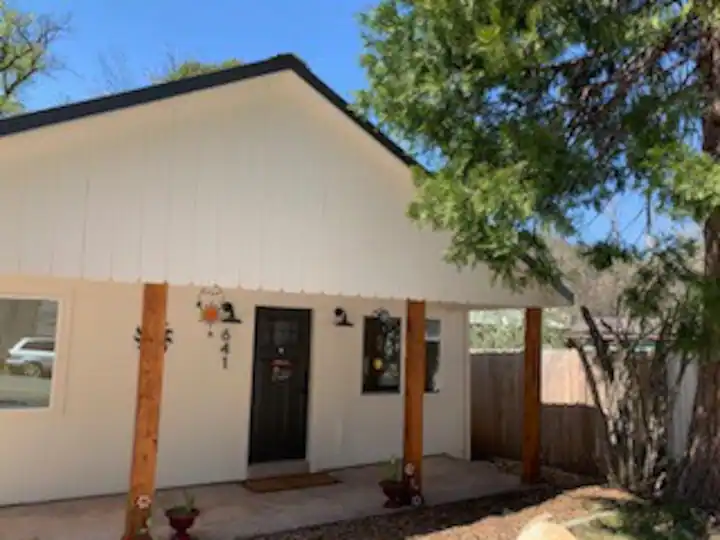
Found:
[0,299,59,409]
[362,315,402,393]
[20,340,55,352]
[425,319,441,393]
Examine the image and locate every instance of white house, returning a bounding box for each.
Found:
[0,54,572,527]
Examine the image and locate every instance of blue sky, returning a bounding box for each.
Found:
[11,0,699,244]
[16,0,372,109]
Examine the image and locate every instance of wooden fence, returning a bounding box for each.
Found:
[470,349,604,475]
[470,348,698,476]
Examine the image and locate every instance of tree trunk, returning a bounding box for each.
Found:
[675,25,720,508]
[676,209,720,507]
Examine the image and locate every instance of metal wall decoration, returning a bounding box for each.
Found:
[134,323,174,351]
[371,308,400,368]
[197,286,243,337]
[197,285,225,337]
[197,285,242,369]
[333,307,354,327]
[372,308,393,333]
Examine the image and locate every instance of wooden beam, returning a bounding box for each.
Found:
[522,307,542,484]
[124,282,169,538]
[403,299,426,490]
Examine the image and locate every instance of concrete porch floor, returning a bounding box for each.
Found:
[0,456,521,540]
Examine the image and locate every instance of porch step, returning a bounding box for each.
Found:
[247,459,310,480]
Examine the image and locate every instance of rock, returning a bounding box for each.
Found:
[516,518,577,540]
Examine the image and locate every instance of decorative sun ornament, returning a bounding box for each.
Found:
[197,285,225,336]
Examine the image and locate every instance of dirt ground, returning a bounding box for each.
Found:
[246,485,638,540]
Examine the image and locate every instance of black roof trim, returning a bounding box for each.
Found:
[0,53,415,167]
[0,53,573,304]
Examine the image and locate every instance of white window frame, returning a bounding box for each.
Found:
[0,288,71,415]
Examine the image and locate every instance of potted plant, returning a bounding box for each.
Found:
[378,456,409,508]
[164,491,200,540]
[378,457,425,509]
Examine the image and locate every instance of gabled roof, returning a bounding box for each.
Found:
[0,54,414,167]
[0,53,573,304]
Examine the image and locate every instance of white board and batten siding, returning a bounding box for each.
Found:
[0,276,468,505]
[0,70,566,308]
[0,66,569,506]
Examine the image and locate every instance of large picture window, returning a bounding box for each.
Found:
[362,315,402,393]
[0,298,59,409]
[425,319,441,393]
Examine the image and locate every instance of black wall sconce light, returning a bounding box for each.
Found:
[333,307,354,327]
[220,301,242,324]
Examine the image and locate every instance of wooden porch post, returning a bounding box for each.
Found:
[522,307,542,483]
[124,282,169,538]
[404,299,426,490]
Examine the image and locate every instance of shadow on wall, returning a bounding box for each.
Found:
[471,401,603,477]
[469,350,603,476]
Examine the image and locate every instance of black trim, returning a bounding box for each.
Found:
[0,53,574,304]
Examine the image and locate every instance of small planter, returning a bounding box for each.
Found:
[379,479,410,508]
[379,459,425,509]
[165,507,200,540]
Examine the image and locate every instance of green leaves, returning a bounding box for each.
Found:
[0,1,64,117]
[357,0,711,292]
[159,59,243,83]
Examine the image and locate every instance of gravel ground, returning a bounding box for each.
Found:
[242,485,634,540]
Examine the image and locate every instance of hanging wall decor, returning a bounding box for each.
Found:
[134,323,174,351]
[333,307,354,327]
[197,286,243,337]
[196,285,225,337]
[197,285,242,368]
[271,358,293,382]
[372,308,393,334]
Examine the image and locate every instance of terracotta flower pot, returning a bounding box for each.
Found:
[379,479,410,508]
[165,508,200,540]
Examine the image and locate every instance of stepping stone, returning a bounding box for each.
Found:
[517,518,577,540]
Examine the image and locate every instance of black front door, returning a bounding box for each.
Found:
[249,307,312,464]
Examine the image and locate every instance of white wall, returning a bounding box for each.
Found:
[0,70,567,308]
[0,276,468,506]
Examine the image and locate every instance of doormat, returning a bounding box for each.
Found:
[241,472,340,494]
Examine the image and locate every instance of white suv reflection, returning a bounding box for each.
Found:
[4,337,55,378]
